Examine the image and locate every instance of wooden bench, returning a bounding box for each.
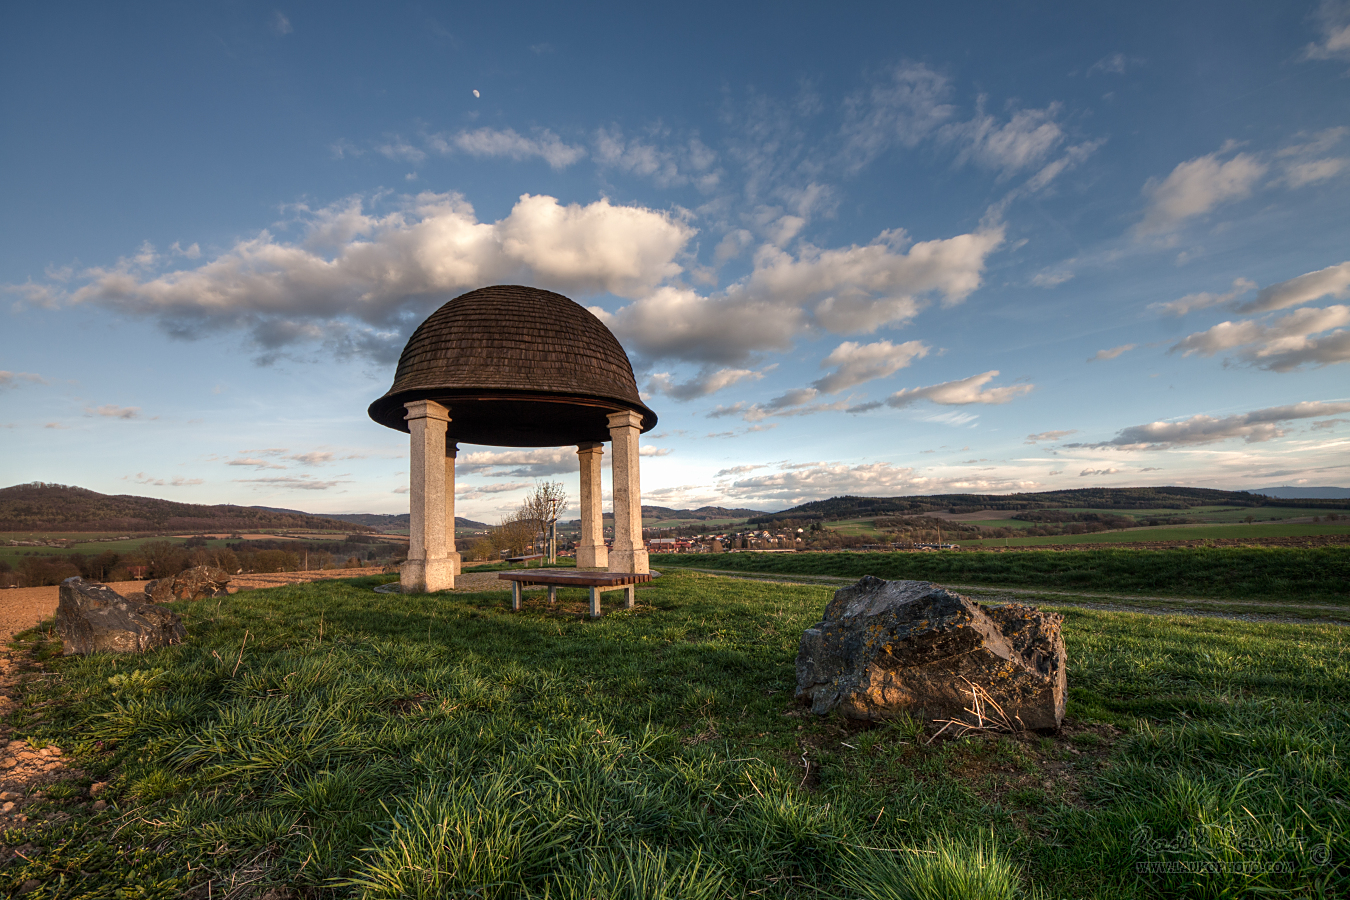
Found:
[498,570,653,617]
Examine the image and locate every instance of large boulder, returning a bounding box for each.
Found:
[56,577,186,656]
[145,565,231,603]
[795,576,1066,732]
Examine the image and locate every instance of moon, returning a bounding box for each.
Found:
[472,89,480,98]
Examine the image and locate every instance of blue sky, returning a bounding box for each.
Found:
[3,1,1349,520]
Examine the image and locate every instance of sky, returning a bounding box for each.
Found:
[3,1,1349,521]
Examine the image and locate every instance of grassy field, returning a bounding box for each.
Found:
[957,522,1350,547]
[654,546,1350,607]
[3,571,1346,898]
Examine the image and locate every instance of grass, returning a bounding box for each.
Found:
[653,546,1350,606]
[3,571,1347,897]
[958,523,1350,547]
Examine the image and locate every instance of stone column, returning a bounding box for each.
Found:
[401,400,454,593]
[606,410,649,574]
[575,442,608,569]
[445,443,461,577]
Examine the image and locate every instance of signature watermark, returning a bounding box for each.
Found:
[1130,824,1330,876]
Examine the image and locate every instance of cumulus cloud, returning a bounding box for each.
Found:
[52,193,692,361]
[885,370,1033,409]
[0,371,46,389]
[1025,430,1077,444]
[456,480,532,500]
[1064,401,1350,450]
[638,445,672,457]
[1079,468,1120,477]
[1089,344,1136,361]
[1171,304,1350,371]
[457,447,578,478]
[1303,0,1350,62]
[428,127,586,170]
[1234,261,1350,314]
[88,404,141,419]
[718,460,930,506]
[1152,277,1257,316]
[606,226,1003,364]
[645,366,764,400]
[715,464,767,477]
[813,339,929,393]
[1136,149,1267,235]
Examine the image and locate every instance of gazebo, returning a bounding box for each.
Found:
[368,285,658,593]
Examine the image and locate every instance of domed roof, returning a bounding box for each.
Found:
[368,285,657,447]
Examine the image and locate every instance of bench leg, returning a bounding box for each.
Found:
[548,585,557,605]
[589,586,601,618]
[625,584,635,609]
[512,581,521,611]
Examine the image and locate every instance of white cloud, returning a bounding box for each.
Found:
[88,404,140,419]
[719,460,931,506]
[638,445,672,457]
[707,390,854,423]
[1065,401,1350,450]
[233,475,349,490]
[1151,277,1256,316]
[841,63,956,171]
[286,450,336,466]
[226,457,288,470]
[1171,304,1350,370]
[715,464,767,477]
[271,11,292,35]
[430,127,587,170]
[129,473,204,487]
[57,193,692,361]
[594,127,719,189]
[1282,157,1348,188]
[1303,0,1350,61]
[941,101,1066,178]
[1026,430,1077,444]
[1031,269,1074,288]
[604,224,1002,364]
[645,367,764,400]
[1089,344,1136,362]
[457,447,578,478]
[1136,149,1267,235]
[813,339,929,393]
[885,370,1033,408]
[1079,467,1121,477]
[1087,52,1138,75]
[0,371,46,389]
[1235,261,1350,314]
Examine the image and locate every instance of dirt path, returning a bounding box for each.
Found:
[668,566,1350,625]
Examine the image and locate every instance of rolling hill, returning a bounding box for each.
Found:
[0,483,372,533]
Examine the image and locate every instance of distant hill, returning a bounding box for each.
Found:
[1252,486,1350,500]
[0,483,372,533]
[316,512,489,531]
[750,486,1350,524]
[592,505,766,522]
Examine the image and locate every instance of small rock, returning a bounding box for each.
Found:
[1,758,17,769]
[148,565,231,603]
[91,800,107,811]
[2,801,15,813]
[89,781,108,797]
[0,791,17,801]
[20,880,41,894]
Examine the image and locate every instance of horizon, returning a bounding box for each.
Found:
[3,2,1349,520]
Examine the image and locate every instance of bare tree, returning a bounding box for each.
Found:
[519,481,567,564]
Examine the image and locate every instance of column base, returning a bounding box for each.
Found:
[400,557,455,593]
[576,543,608,569]
[607,547,649,575]
[446,552,462,576]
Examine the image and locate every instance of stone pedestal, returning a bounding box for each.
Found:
[445,443,461,576]
[576,442,608,569]
[402,400,455,593]
[606,410,648,574]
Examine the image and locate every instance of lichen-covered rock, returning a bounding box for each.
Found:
[56,577,186,656]
[795,576,1065,731]
[145,565,230,603]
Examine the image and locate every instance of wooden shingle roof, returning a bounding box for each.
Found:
[368,285,657,447]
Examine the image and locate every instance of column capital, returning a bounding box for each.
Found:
[577,441,604,453]
[404,399,450,423]
[446,442,459,459]
[606,409,644,431]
